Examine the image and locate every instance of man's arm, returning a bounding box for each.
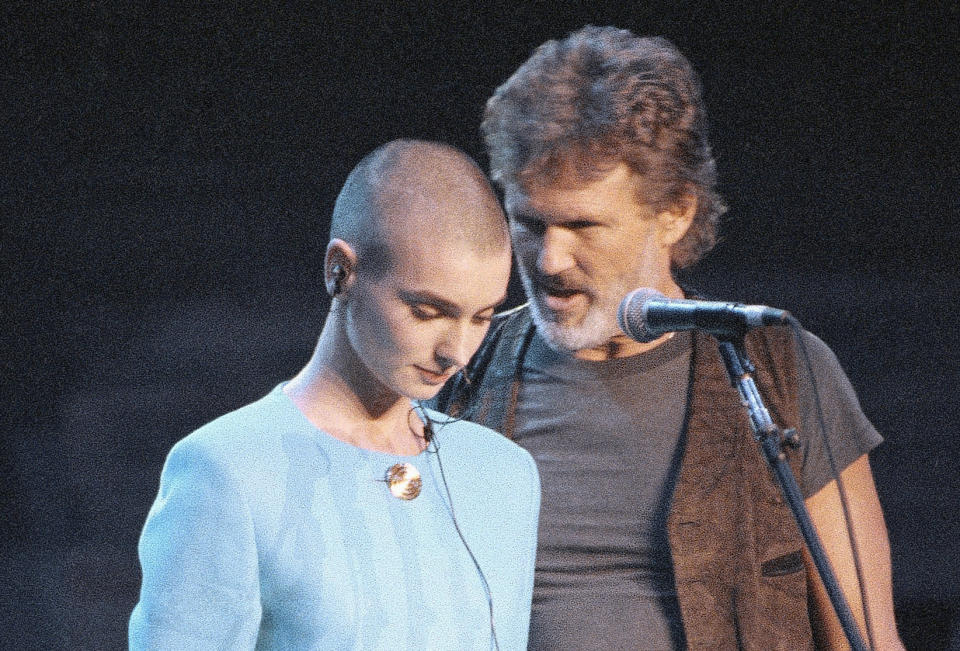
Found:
[804,453,905,650]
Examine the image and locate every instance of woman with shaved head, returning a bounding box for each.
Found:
[130,140,540,650]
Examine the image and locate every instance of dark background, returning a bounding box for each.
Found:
[3,1,959,649]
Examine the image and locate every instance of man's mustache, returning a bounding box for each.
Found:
[533,275,587,295]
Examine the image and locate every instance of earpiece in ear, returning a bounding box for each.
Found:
[330,263,347,297]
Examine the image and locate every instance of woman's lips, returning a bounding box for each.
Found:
[415,366,454,386]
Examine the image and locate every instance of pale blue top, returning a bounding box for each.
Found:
[130,384,540,650]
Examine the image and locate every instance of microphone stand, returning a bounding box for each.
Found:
[716,337,869,651]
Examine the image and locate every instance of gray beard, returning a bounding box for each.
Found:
[518,267,619,354]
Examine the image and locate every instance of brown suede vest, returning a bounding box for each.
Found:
[431,305,814,649]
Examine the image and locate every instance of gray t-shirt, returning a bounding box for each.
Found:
[513,328,881,650]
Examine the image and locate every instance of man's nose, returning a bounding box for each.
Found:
[537,226,575,276]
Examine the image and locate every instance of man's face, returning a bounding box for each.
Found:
[504,163,678,357]
[345,234,511,401]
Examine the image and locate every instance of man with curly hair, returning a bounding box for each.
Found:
[433,26,904,649]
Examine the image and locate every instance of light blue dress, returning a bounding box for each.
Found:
[130,385,540,650]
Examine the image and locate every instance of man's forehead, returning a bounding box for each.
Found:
[518,147,622,185]
[504,162,647,213]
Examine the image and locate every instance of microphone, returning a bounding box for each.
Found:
[618,288,792,343]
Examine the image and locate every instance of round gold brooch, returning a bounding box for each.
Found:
[385,462,422,500]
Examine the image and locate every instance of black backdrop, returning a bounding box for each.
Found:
[4,2,959,649]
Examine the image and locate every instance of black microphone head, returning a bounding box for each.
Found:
[617,288,665,343]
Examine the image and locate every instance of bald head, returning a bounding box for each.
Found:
[329,139,509,277]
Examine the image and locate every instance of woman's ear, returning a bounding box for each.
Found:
[325,239,358,298]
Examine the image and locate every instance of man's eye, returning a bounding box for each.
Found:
[411,305,442,320]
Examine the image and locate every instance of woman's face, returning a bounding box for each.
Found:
[344,237,511,401]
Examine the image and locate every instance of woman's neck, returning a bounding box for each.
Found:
[283,320,428,456]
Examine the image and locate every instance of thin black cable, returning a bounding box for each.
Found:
[789,319,877,650]
[416,405,501,651]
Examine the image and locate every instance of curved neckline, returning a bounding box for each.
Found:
[271,382,437,462]
[525,329,693,381]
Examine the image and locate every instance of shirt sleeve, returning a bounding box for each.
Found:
[796,330,883,498]
[129,437,262,650]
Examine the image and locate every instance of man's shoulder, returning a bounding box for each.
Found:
[428,304,533,417]
[476,303,534,372]
[496,302,532,324]
[482,303,532,347]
